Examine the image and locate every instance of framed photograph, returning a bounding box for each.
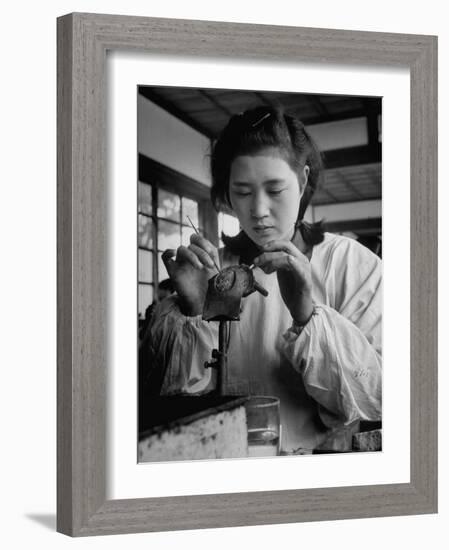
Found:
[136,84,383,464]
[57,13,437,536]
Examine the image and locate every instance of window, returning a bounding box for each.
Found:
[138,181,200,319]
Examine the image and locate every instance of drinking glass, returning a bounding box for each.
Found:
[245,396,280,457]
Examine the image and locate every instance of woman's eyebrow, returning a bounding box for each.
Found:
[230,178,286,186]
[264,178,286,185]
[230,181,252,187]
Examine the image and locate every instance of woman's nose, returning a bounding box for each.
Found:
[250,193,269,219]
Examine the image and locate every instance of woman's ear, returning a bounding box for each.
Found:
[299,165,310,196]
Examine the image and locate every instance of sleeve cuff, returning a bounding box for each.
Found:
[289,305,320,336]
[161,296,206,326]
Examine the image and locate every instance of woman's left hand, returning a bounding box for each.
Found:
[253,240,314,324]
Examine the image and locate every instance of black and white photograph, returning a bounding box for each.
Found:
[137,86,382,462]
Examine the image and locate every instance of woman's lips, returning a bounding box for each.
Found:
[253,226,274,233]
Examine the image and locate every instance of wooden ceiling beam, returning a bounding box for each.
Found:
[323,144,381,169]
[334,171,365,200]
[315,186,340,203]
[198,89,234,118]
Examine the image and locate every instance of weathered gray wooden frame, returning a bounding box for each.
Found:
[57,12,438,537]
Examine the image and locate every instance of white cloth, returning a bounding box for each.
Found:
[147,233,382,452]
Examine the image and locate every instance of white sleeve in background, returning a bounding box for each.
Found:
[280,236,382,427]
[148,296,217,394]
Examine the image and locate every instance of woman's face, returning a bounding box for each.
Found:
[229,148,307,247]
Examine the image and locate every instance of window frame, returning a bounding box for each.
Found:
[138,154,218,317]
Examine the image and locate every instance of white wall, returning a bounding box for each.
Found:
[1,1,446,550]
[308,117,368,151]
[138,94,211,185]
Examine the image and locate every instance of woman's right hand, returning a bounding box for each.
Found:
[162,234,220,316]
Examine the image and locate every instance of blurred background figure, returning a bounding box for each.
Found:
[139,278,174,342]
[156,278,175,301]
[139,278,175,402]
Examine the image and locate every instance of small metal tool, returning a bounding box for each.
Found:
[186,215,221,273]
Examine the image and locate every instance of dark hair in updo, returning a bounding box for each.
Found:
[210,105,325,250]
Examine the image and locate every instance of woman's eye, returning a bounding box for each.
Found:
[234,191,251,197]
[268,190,284,195]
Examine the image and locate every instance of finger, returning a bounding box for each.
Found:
[254,251,285,265]
[161,249,177,276]
[188,243,216,269]
[256,254,296,274]
[254,251,307,269]
[256,253,310,277]
[261,239,305,258]
[190,234,220,265]
[176,245,204,270]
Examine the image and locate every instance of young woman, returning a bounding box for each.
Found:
[145,106,382,453]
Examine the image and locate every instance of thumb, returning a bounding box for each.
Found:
[161,249,176,278]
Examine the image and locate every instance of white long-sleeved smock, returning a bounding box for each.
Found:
[147,232,382,452]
